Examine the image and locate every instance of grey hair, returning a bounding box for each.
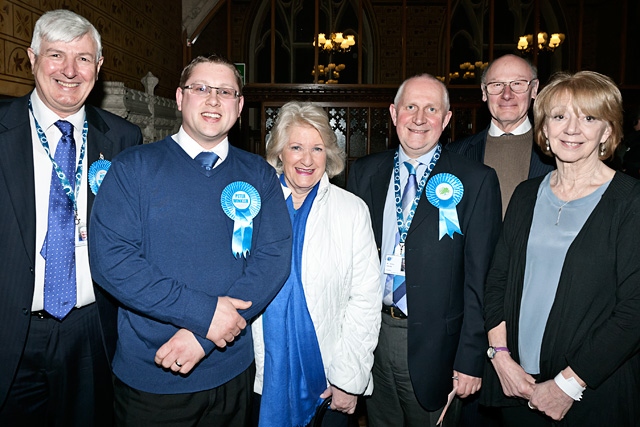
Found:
[31,9,102,59]
[266,101,345,178]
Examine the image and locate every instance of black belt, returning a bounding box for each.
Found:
[31,310,58,319]
[31,309,76,320]
[382,304,407,319]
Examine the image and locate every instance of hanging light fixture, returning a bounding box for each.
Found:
[313,32,356,53]
[311,63,346,84]
[517,32,565,53]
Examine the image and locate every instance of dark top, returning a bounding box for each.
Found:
[482,172,640,426]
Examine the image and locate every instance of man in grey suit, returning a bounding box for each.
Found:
[0,9,141,426]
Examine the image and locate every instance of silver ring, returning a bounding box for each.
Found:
[452,376,459,380]
[175,361,183,367]
[528,401,536,410]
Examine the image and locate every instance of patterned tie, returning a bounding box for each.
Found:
[384,160,419,315]
[42,120,77,320]
[195,151,219,170]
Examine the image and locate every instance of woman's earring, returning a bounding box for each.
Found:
[545,139,551,153]
[599,143,606,157]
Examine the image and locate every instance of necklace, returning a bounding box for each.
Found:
[555,199,571,226]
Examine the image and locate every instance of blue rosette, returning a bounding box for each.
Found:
[88,159,111,195]
[221,181,261,258]
[426,173,464,240]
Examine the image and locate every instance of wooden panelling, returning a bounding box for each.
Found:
[0,0,183,98]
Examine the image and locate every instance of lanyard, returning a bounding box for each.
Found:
[29,100,87,224]
[393,144,441,244]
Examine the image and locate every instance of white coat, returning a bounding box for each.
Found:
[253,173,382,396]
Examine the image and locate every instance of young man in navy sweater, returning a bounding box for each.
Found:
[89,55,292,426]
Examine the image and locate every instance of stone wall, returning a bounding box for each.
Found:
[97,72,181,144]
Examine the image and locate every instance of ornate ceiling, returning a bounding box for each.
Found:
[182,0,220,43]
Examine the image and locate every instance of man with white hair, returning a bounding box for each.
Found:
[0,9,142,426]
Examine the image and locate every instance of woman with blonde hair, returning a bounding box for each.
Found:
[482,71,640,426]
[253,101,381,427]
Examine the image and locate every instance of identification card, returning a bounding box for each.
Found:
[384,254,405,276]
[76,222,88,247]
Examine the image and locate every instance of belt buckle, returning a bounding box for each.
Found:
[390,306,403,319]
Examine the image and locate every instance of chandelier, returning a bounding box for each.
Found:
[437,61,488,82]
[311,63,346,84]
[313,33,356,53]
[517,32,565,53]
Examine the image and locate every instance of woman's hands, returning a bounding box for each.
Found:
[488,322,536,400]
[529,379,574,420]
[320,385,358,414]
[491,352,537,399]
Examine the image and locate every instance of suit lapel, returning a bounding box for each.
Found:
[369,152,394,245]
[0,95,36,263]
[85,105,111,225]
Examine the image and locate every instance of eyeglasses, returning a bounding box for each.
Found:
[182,84,240,99]
[483,79,536,95]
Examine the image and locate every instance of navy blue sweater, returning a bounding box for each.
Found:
[89,137,292,393]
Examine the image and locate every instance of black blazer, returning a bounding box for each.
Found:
[446,126,555,179]
[347,148,502,410]
[0,93,142,406]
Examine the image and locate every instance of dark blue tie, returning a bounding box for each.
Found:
[42,120,77,320]
[195,151,219,170]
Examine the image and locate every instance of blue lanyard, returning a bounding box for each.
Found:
[393,144,441,243]
[29,100,87,223]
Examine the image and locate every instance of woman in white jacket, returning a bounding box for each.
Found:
[253,101,381,427]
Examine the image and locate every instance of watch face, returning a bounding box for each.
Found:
[487,347,496,359]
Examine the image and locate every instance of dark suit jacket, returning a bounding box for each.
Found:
[347,148,502,411]
[0,93,142,406]
[446,126,555,179]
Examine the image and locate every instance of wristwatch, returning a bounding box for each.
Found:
[487,346,510,359]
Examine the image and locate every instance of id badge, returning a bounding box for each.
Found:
[384,254,406,276]
[76,222,88,247]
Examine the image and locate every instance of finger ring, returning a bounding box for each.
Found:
[528,401,536,410]
[452,376,459,380]
[175,361,183,367]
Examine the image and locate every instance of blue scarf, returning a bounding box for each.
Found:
[259,176,326,427]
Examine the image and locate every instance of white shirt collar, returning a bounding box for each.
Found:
[488,117,532,137]
[173,126,229,161]
[30,90,86,132]
[398,144,437,166]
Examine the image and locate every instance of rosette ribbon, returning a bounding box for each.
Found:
[426,173,464,240]
[221,181,261,258]
[88,155,111,195]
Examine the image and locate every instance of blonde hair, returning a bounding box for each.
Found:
[534,71,623,160]
[266,101,345,178]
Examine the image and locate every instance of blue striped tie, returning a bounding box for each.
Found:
[383,160,418,316]
[42,120,77,320]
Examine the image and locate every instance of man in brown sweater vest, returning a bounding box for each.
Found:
[448,54,555,216]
